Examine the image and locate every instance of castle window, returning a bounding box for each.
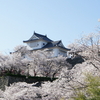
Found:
[43,43,45,45]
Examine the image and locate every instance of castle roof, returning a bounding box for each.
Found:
[42,40,71,51]
[23,32,70,51]
[23,32,52,43]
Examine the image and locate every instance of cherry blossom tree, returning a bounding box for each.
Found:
[28,49,71,77]
[0,45,71,78]
[0,53,10,75]
[13,45,28,56]
[68,33,100,63]
[39,55,71,78]
[0,46,30,76]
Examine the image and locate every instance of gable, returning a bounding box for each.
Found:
[23,32,53,43]
[30,34,39,40]
[58,41,64,47]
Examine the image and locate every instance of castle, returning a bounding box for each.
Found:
[23,32,70,57]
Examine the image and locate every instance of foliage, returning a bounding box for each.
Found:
[1,32,100,100]
[0,53,100,100]
[68,32,100,71]
[0,45,71,78]
[68,33,100,58]
[72,74,100,100]
[21,47,71,77]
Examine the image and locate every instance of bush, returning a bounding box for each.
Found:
[72,74,100,100]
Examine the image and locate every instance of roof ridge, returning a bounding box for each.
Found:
[23,32,53,42]
[34,32,46,37]
[52,40,61,44]
[52,40,61,42]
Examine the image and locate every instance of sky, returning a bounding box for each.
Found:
[0,0,100,54]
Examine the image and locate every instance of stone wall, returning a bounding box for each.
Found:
[0,76,9,90]
[0,75,56,90]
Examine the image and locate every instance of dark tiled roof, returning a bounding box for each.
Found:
[42,40,70,51]
[23,32,52,42]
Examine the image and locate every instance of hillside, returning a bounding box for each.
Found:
[0,33,100,100]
